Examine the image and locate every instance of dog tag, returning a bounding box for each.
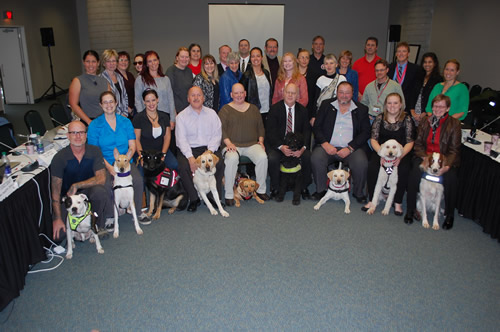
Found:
[160,176,170,187]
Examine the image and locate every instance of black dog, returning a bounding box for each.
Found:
[277,132,304,205]
[141,150,188,220]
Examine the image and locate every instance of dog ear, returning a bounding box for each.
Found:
[440,154,448,167]
[327,170,335,181]
[126,149,134,161]
[211,153,219,165]
[254,181,260,191]
[80,193,88,201]
[343,170,350,179]
[195,155,202,168]
[238,180,247,191]
[113,148,120,161]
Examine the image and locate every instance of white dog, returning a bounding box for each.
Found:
[112,149,143,238]
[313,168,351,213]
[367,139,403,215]
[417,152,445,230]
[63,193,103,259]
[193,151,229,217]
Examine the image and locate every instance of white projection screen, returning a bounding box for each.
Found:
[208,4,284,57]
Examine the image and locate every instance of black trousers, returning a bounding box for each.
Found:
[268,148,312,191]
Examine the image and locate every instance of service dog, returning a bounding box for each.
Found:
[63,193,103,259]
[277,132,304,205]
[193,150,229,217]
[417,152,445,230]
[112,149,143,238]
[313,166,351,213]
[233,175,265,207]
[367,139,403,215]
[141,150,188,220]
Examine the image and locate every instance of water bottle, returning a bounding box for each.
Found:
[36,132,44,154]
[2,152,11,179]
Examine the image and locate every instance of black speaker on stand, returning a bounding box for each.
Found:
[37,27,65,102]
[389,25,402,61]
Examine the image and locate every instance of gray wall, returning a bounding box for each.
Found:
[1,0,82,98]
[131,0,390,66]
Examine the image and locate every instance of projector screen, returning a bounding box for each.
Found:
[208,4,284,57]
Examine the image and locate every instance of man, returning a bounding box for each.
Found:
[352,37,381,100]
[307,35,327,83]
[311,81,370,203]
[388,41,424,112]
[217,44,232,77]
[361,59,405,120]
[266,83,312,200]
[238,39,250,73]
[51,121,112,241]
[176,86,224,212]
[261,38,281,85]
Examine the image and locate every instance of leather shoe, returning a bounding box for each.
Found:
[301,189,311,200]
[292,198,300,206]
[394,210,404,216]
[312,190,326,200]
[353,194,368,204]
[442,215,454,230]
[404,211,415,224]
[187,199,200,212]
[270,189,279,199]
[257,192,270,201]
[225,198,234,207]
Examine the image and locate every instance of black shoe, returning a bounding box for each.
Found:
[187,199,200,212]
[442,215,454,230]
[257,192,270,201]
[312,190,326,200]
[394,210,404,216]
[275,196,284,202]
[225,198,235,207]
[292,198,300,205]
[301,189,311,200]
[352,194,368,204]
[270,189,279,199]
[404,211,415,224]
[361,205,370,212]
[413,210,422,222]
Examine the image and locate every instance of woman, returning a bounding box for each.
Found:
[297,49,317,122]
[192,54,220,111]
[135,50,176,130]
[165,47,194,115]
[426,59,469,121]
[362,93,414,216]
[187,43,202,76]
[100,49,129,118]
[133,89,178,170]
[411,52,442,125]
[406,94,461,229]
[219,52,242,108]
[68,50,110,125]
[116,51,136,118]
[87,91,150,225]
[272,52,308,107]
[239,47,272,123]
[133,53,145,76]
[336,50,359,101]
[314,54,347,116]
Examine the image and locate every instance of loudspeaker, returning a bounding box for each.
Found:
[389,25,401,42]
[40,27,55,47]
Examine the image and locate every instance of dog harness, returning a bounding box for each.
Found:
[113,171,134,191]
[381,161,396,195]
[68,202,92,231]
[328,183,349,194]
[154,168,180,188]
[280,164,302,173]
[422,172,443,184]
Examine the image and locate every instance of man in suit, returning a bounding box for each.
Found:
[388,41,425,113]
[261,38,281,85]
[238,39,250,73]
[266,83,312,200]
[217,45,231,77]
[311,81,371,203]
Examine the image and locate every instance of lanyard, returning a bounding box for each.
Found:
[375,79,389,104]
[396,64,407,84]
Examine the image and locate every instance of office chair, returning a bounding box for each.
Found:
[48,103,72,127]
[0,122,18,154]
[24,110,47,136]
[469,85,482,99]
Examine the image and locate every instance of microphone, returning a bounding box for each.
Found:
[477,114,500,133]
[50,117,66,127]
[0,140,16,152]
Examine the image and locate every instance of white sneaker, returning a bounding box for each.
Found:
[138,212,151,225]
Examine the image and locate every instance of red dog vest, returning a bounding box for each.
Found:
[154,168,180,188]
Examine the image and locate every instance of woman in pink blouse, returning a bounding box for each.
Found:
[272,52,308,107]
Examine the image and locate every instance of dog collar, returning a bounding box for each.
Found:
[113,184,133,190]
[154,168,180,188]
[422,172,443,183]
[68,202,92,231]
[117,171,131,177]
[280,164,302,173]
[328,183,349,194]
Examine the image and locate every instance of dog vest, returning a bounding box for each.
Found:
[382,166,395,195]
[154,168,179,188]
[68,202,92,231]
[280,164,302,173]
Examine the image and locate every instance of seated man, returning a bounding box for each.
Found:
[176,86,224,212]
[219,83,269,205]
[311,81,371,203]
[51,120,112,241]
[266,83,312,199]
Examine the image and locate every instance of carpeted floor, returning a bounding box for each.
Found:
[1,191,499,331]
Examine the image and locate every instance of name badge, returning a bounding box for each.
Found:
[160,175,170,186]
[372,106,381,115]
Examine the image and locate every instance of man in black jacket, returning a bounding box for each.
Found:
[311,82,371,203]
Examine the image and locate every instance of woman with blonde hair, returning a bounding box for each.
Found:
[337,50,359,101]
[100,49,129,117]
[272,52,308,106]
[192,54,220,110]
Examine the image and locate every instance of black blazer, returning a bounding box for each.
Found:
[217,63,226,78]
[239,66,272,110]
[411,73,443,110]
[313,98,370,152]
[266,101,311,150]
[388,62,425,112]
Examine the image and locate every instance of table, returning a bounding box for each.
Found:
[457,131,500,242]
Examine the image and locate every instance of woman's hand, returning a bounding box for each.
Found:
[170,121,175,130]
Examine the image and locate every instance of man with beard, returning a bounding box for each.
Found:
[261,38,281,85]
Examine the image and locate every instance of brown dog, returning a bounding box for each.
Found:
[233,177,265,207]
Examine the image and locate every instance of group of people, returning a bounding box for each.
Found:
[52,35,468,241]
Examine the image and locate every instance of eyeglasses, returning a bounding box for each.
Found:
[101,100,115,105]
[119,58,129,62]
[133,61,143,65]
[68,131,86,136]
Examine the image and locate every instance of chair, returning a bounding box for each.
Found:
[24,110,47,135]
[48,103,72,127]
[469,85,482,99]
[0,121,18,154]
[461,81,470,91]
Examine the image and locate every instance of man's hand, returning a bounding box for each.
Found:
[321,142,337,156]
[53,218,66,240]
[280,145,293,156]
[170,121,175,130]
[291,147,305,158]
[337,147,351,159]
[188,156,197,174]
[437,165,450,176]
[225,142,237,152]
[67,184,78,196]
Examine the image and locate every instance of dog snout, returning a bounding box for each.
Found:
[72,207,78,214]
[120,167,125,173]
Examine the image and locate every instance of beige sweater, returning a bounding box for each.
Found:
[218,104,265,148]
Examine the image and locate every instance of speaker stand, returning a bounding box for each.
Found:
[37,45,65,102]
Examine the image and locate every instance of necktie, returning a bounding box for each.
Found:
[242,59,246,72]
[286,107,293,134]
[397,65,403,84]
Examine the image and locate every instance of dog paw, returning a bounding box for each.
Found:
[89,237,95,243]
[313,204,320,210]
[367,207,375,215]
[113,232,119,239]
[66,253,73,259]
[422,220,430,228]
[432,223,440,230]
[168,208,176,214]
[381,209,389,216]
[136,228,144,235]
[221,210,230,218]
[210,209,218,216]
[152,214,161,220]
[72,243,76,249]
[344,208,351,214]
[97,248,104,254]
